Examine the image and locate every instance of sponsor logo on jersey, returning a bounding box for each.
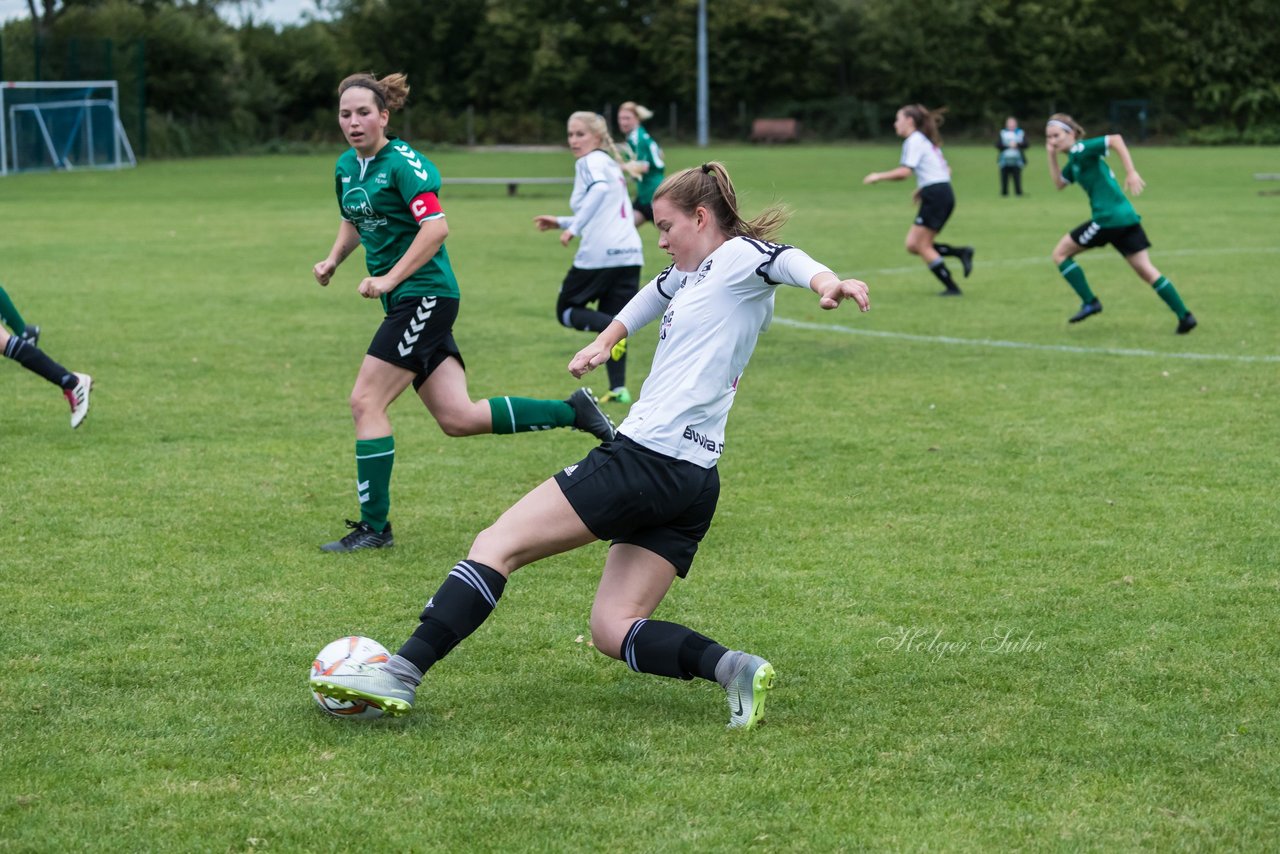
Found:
[375,172,389,185]
[341,176,351,184]
[682,425,724,455]
[660,307,674,340]
[341,187,388,231]
[606,247,642,257]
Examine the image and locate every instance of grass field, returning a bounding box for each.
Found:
[2,142,1278,851]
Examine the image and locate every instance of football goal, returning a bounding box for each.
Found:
[1,80,137,176]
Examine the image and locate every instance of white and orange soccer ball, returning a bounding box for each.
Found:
[309,636,390,719]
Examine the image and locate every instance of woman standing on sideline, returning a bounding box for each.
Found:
[534,112,644,405]
[996,116,1028,196]
[0,285,91,428]
[312,162,871,730]
[313,74,616,553]
[616,101,666,228]
[1044,114,1196,333]
[864,104,974,295]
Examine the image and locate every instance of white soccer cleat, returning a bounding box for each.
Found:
[724,653,775,730]
[64,372,92,429]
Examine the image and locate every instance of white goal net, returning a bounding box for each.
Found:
[1,80,137,176]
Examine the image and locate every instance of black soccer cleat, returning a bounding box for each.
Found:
[1068,299,1103,323]
[567,388,616,442]
[938,286,963,297]
[958,247,975,278]
[321,519,394,552]
[1175,312,1198,335]
[18,324,40,346]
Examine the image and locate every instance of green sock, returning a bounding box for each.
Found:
[1151,276,1189,318]
[0,286,27,334]
[355,436,395,531]
[1058,259,1096,303]
[488,397,574,434]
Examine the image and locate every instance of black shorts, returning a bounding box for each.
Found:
[914,182,956,232]
[554,434,720,577]
[366,295,465,391]
[633,199,654,223]
[1069,221,1151,257]
[556,266,640,325]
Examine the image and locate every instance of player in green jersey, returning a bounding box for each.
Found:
[616,101,665,228]
[1,284,91,428]
[1045,113,1197,334]
[312,72,616,553]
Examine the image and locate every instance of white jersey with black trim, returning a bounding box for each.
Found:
[555,149,644,270]
[613,236,831,468]
[900,130,951,188]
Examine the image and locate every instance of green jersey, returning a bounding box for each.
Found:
[625,125,665,205]
[334,135,460,311]
[1061,136,1140,228]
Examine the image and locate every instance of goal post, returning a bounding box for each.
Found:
[1,80,137,176]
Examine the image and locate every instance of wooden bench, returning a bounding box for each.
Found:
[750,118,799,143]
[444,177,573,196]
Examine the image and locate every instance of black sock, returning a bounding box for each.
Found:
[562,306,612,332]
[4,336,75,389]
[934,243,955,256]
[396,560,507,674]
[620,618,728,682]
[929,258,960,291]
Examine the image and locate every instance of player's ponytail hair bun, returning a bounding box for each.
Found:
[619,101,653,123]
[655,161,790,242]
[900,103,947,145]
[338,72,410,112]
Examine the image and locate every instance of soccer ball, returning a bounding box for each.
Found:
[310,635,390,719]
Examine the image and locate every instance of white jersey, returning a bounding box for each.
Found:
[555,149,644,270]
[612,237,831,468]
[900,130,951,188]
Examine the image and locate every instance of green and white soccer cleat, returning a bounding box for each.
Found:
[723,653,775,730]
[310,663,415,717]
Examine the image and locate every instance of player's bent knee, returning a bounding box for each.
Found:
[588,617,626,660]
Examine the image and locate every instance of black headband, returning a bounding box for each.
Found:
[345,81,386,111]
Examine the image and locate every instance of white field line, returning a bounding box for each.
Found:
[849,246,1280,277]
[773,316,1280,363]
[782,245,1280,363]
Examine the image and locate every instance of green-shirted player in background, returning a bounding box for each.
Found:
[1045,113,1197,334]
[616,101,665,228]
[312,72,616,553]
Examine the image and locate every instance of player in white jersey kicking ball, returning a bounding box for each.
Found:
[312,162,870,730]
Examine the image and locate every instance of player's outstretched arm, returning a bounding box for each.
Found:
[810,272,870,312]
[863,165,912,185]
[569,320,627,378]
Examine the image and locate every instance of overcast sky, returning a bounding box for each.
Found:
[0,0,325,27]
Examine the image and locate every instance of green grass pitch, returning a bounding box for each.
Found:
[1,143,1277,850]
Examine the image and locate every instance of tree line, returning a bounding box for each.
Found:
[2,0,1277,157]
